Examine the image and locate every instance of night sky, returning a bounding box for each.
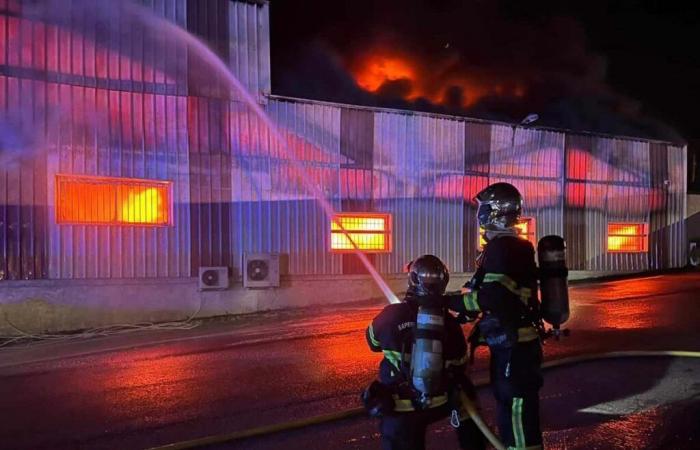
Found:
[269,0,699,147]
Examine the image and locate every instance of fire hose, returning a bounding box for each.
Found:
[147,350,700,450]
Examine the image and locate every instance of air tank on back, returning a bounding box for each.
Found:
[537,235,570,331]
[410,301,445,409]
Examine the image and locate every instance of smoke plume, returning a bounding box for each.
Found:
[271,0,682,142]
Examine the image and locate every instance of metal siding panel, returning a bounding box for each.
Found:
[233,99,341,276]
[581,138,650,272]
[648,143,667,270]
[667,145,687,268]
[489,126,565,255]
[258,2,271,96]
[463,122,490,271]
[587,138,612,271]
[0,163,6,281]
[0,74,48,281]
[187,95,235,273]
[564,134,593,270]
[2,0,186,283]
[228,0,270,101]
[372,112,464,274]
[5,160,20,280]
[41,89,188,280]
[175,95,191,277]
[339,106,374,279]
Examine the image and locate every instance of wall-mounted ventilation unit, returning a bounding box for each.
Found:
[243,253,280,288]
[198,266,229,290]
[690,241,700,268]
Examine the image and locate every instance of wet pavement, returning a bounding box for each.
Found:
[0,272,699,450]
[221,357,700,450]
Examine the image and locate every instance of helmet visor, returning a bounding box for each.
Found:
[476,201,492,229]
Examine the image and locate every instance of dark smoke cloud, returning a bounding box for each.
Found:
[271,0,683,142]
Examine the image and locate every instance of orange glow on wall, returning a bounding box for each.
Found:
[479,217,536,249]
[330,213,392,253]
[56,175,171,226]
[607,223,648,252]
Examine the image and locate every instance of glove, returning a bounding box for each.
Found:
[361,380,395,418]
[478,313,518,350]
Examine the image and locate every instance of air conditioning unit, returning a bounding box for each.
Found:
[243,253,280,288]
[198,266,229,290]
[690,241,700,268]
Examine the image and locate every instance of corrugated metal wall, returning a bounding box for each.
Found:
[583,138,651,272]
[45,88,191,278]
[186,0,271,101]
[0,79,48,280]
[489,125,565,240]
[226,98,343,276]
[563,135,688,271]
[228,0,271,100]
[339,108,375,273]
[0,0,688,281]
[372,111,465,273]
[0,0,191,279]
[657,145,688,269]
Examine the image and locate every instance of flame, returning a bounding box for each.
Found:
[354,55,416,94]
[350,51,525,108]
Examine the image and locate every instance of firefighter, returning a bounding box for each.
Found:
[447,182,544,450]
[363,255,485,450]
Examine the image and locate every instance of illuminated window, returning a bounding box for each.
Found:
[479,217,537,249]
[607,222,648,253]
[56,174,172,226]
[330,213,392,253]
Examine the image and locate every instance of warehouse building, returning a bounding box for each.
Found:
[0,0,688,333]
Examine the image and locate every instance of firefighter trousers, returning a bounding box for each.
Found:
[490,340,544,450]
[379,401,485,450]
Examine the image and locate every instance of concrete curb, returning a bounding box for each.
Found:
[0,270,694,369]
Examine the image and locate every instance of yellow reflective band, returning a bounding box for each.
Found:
[517,326,539,342]
[483,273,531,304]
[512,397,526,448]
[383,350,402,370]
[392,394,449,412]
[462,291,481,311]
[368,324,380,347]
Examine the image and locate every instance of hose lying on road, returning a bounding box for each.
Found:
[147,350,700,450]
[460,392,506,450]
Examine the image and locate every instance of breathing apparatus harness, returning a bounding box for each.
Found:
[363,255,465,416]
[406,255,451,410]
[463,231,571,365]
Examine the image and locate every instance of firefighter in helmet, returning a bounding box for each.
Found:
[362,254,485,450]
[447,182,544,450]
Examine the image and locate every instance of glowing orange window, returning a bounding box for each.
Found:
[330,213,392,253]
[479,217,537,249]
[607,223,648,252]
[56,174,172,226]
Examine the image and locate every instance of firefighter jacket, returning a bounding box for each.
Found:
[448,235,541,343]
[365,294,469,411]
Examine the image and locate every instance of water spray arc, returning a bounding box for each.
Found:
[122,3,400,304]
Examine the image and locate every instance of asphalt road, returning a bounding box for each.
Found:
[220,357,700,450]
[1,273,699,450]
